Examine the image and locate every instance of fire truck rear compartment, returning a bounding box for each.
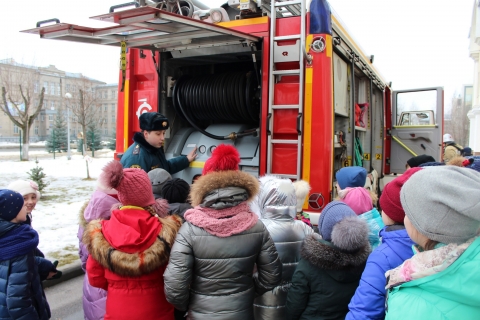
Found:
[160,47,263,182]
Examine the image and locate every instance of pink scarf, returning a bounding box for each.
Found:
[184,202,258,237]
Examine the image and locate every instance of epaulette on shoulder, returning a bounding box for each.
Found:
[133,144,140,155]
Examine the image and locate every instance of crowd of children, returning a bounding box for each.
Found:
[1,147,479,320]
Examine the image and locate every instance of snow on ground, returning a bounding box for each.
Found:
[1,150,114,266]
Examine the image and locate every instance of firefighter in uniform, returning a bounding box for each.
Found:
[120,112,197,174]
[443,133,463,164]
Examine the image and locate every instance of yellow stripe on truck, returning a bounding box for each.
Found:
[302,68,313,211]
[189,161,205,168]
[218,17,268,28]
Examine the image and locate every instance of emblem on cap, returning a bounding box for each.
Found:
[162,121,167,127]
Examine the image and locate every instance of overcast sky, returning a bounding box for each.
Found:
[0,0,474,110]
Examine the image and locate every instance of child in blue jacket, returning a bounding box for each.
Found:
[0,189,54,320]
[346,168,421,320]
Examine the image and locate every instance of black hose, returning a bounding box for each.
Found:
[172,72,260,140]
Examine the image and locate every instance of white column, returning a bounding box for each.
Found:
[468,107,480,153]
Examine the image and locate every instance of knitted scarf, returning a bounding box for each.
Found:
[184,202,258,238]
[0,224,39,261]
[385,237,476,289]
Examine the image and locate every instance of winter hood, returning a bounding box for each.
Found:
[189,170,259,207]
[84,190,119,223]
[253,175,297,220]
[301,232,370,273]
[83,201,182,277]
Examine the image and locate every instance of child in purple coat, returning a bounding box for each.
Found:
[77,180,119,320]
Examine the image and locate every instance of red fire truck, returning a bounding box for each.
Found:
[22,0,443,224]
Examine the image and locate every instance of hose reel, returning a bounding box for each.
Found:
[172,71,260,140]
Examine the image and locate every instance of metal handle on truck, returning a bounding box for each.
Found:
[109,2,140,13]
[36,19,60,28]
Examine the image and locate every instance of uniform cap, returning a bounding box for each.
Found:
[139,112,169,131]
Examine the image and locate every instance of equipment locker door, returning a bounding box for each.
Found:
[389,87,443,173]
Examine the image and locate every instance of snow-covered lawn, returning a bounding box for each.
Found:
[1,151,114,266]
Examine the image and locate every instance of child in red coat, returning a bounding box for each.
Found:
[83,161,182,320]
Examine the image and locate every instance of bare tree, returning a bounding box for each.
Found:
[67,76,101,155]
[0,60,44,160]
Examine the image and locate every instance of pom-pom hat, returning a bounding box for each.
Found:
[0,189,24,221]
[293,180,310,213]
[100,161,155,207]
[202,144,240,175]
[318,201,356,241]
[7,180,41,199]
[318,200,369,251]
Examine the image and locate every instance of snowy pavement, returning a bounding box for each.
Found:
[0,148,115,266]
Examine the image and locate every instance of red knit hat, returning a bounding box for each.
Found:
[202,144,240,175]
[379,167,422,223]
[100,161,155,207]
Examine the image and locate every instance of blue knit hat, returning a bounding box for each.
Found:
[335,166,367,189]
[0,189,24,221]
[318,200,356,241]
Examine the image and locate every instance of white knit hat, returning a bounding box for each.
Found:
[293,180,310,212]
[7,180,41,199]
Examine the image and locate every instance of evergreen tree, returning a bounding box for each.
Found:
[86,123,102,151]
[46,109,68,152]
[27,159,48,192]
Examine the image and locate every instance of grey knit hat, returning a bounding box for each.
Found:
[400,166,480,244]
[147,168,172,195]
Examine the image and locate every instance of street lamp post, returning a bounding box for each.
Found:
[65,93,72,160]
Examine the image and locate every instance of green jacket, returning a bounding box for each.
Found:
[120,132,190,174]
[286,235,369,320]
[386,237,480,320]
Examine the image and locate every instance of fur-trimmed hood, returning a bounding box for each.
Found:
[189,170,259,207]
[301,233,370,271]
[83,212,182,277]
[78,200,89,229]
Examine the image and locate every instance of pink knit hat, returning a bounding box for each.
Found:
[100,161,155,207]
[339,187,373,215]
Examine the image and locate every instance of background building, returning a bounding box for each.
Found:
[468,1,480,154]
[0,59,118,143]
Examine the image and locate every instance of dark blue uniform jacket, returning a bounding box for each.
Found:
[120,132,190,174]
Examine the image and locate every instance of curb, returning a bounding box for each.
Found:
[43,260,84,288]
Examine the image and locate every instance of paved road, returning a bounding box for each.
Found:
[45,275,84,320]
